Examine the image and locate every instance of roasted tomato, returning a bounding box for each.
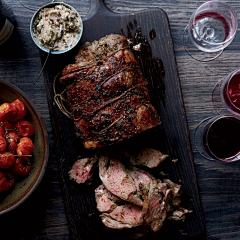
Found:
[5,132,21,152]
[11,157,32,177]
[15,120,35,137]
[3,121,14,131]
[16,137,34,156]
[0,103,18,122]
[0,123,5,137]
[0,136,7,153]
[11,99,27,122]
[0,171,14,193]
[0,152,16,169]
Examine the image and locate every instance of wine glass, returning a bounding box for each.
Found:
[194,115,240,162]
[183,1,238,62]
[18,0,55,11]
[212,69,240,116]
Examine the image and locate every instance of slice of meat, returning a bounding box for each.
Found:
[68,156,98,184]
[126,165,185,232]
[143,188,172,232]
[95,185,124,213]
[168,207,193,221]
[127,166,159,197]
[130,148,169,168]
[99,154,142,206]
[101,204,143,229]
[163,179,182,210]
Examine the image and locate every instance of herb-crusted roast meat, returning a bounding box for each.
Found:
[58,34,161,149]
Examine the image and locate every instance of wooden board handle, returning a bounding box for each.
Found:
[85,0,116,19]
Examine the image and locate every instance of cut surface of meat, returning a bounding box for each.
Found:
[68,156,98,184]
[101,204,143,229]
[130,148,169,168]
[57,34,161,149]
[95,184,124,213]
[99,154,142,206]
[94,154,192,232]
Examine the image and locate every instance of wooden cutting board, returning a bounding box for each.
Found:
[42,0,206,239]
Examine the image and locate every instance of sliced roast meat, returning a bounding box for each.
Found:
[130,148,169,168]
[99,154,142,206]
[95,185,124,213]
[101,204,143,229]
[68,156,98,184]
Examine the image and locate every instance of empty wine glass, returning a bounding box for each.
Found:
[212,68,240,116]
[194,115,240,162]
[18,0,55,11]
[183,1,238,62]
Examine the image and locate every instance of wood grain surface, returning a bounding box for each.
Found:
[0,0,240,240]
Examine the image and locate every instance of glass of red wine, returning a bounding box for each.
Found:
[183,1,238,62]
[195,115,240,162]
[212,69,240,116]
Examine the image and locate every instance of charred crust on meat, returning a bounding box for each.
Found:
[55,34,161,149]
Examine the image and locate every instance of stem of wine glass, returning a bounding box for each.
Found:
[212,79,224,114]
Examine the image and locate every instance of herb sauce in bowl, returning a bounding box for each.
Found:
[31,3,83,54]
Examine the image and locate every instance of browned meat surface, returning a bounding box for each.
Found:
[101,204,143,230]
[57,34,161,149]
[68,156,98,184]
[75,34,129,64]
[130,148,169,168]
[95,185,124,213]
[61,48,139,83]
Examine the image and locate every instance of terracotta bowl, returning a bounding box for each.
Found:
[0,80,49,215]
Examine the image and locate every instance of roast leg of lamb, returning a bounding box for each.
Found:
[57,34,161,149]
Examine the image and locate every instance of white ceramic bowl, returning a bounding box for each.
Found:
[30,2,83,54]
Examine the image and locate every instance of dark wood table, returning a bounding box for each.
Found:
[1,0,240,239]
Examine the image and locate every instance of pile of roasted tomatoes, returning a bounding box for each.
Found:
[0,99,35,194]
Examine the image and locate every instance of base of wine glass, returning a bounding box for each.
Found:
[183,25,223,62]
[194,115,240,162]
[18,0,55,11]
[194,116,215,161]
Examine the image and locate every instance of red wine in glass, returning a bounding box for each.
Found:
[202,116,240,162]
[223,72,240,115]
